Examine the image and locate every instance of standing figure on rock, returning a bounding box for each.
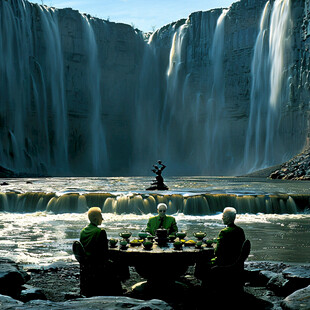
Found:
[147,160,169,190]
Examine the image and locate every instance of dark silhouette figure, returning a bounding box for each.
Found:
[147,160,168,190]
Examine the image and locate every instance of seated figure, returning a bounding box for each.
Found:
[195,207,246,293]
[212,207,245,266]
[79,207,123,297]
[145,203,178,236]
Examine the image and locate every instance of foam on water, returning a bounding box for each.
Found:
[1,210,309,266]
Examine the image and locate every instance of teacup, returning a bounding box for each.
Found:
[120,239,128,249]
[143,241,153,250]
[173,240,182,250]
[109,238,118,247]
[194,232,207,240]
[176,231,187,239]
[138,232,149,239]
[119,232,132,239]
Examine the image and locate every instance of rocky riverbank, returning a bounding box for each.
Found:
[269,148,310,180]
[1,258,310,309]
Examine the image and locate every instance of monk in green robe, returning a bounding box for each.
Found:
[146,203,178,236]
[79,207,123,296]
[212,207,245,266]
[80,207,108,263]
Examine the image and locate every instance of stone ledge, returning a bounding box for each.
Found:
[0,295,172,310]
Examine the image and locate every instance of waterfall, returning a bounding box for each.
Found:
[38,5,68,173]
[243,0,293,172]
[0,191,303,215]
[0,0,69,175]
[131,33,162,173]
[0,0,305,177]
[149,11,223,175]
[205,10,228,175]
[81,15,108,175]
[0,0,33,172]
[162,22,190,171]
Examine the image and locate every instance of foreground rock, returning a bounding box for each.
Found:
[0,295,172,310]
[0,258,30,299]
[2,257,310,309]
[281,285,310,310]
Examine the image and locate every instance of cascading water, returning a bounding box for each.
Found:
[0,0,33,172]
[81,15,108,175]
[0,0,69,175]
[131,33,162,173]
[205,10,228,175]
[143,11,222,175]
[0,0,306,176]
[162,22,190,170]
[243,0,294,172]
[37,5,68,173]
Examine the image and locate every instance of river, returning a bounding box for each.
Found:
[0,176,309,267]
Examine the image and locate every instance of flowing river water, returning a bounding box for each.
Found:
[0,176,309,267]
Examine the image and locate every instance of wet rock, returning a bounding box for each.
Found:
[13,296,172,309]
[20,285,46,303]
[265,273,290,296]
[269,148,310,180]
[282,266,310,291]
[0,165,15,177]
[0,258,30,299]
[0,294,23,308]
[281,285,310,310]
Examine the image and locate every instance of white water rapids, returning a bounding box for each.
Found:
[0,176,309,267]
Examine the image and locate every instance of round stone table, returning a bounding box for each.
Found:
[109,242,214,290]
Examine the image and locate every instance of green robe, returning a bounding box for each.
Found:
[213,223,245,266]
[146,215,178,236]
[80,223,108,263]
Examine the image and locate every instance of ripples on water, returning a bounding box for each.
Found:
[2,176,310,195]
[0,177,310,266]
[0,212,309,267]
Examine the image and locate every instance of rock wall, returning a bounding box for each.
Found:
[0,0,309,176]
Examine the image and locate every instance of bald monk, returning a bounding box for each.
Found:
[80,207,108,263]
[146,203,178,236]
[79,207,123,296]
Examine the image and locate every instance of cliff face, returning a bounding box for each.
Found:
[0,0,309,176]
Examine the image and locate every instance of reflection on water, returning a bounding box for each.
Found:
[0,212,309,266]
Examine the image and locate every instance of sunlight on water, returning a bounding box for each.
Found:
[0,177,310,266]
[0,211,309,266]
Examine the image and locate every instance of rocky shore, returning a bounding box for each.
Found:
[1,257,310,309]
[269,148,310,180]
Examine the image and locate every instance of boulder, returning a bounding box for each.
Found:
[281,266,310,293]
[266,273,290,296]
[0,258,30,299]
[281,285,310,310]
[0,294,23,308]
